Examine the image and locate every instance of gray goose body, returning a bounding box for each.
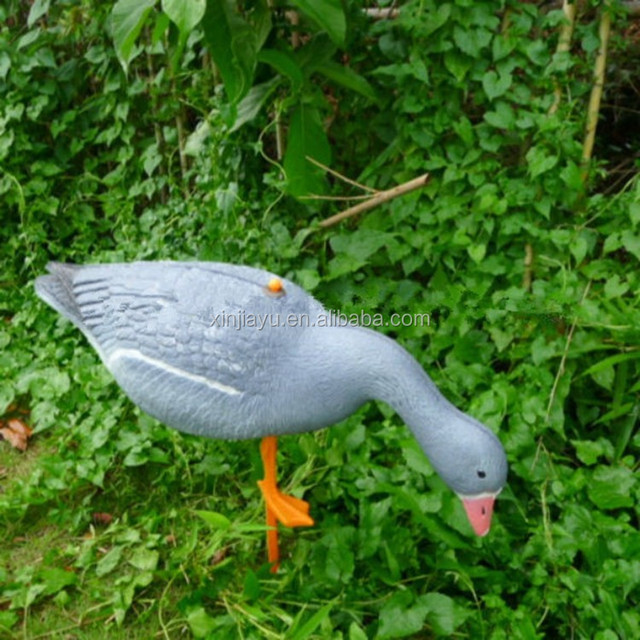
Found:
[35,261,508,534]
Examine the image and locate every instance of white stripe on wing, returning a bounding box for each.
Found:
[107,348,242,396]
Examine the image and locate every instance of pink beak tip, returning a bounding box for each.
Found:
[461,495,496,537]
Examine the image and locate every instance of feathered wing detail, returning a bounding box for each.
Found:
[34,263,84,328]
[34,261,326,438]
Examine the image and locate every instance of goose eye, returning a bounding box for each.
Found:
[477,470,486,479]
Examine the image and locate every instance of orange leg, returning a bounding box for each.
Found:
[265,500,280,572]
[257,436,314,572]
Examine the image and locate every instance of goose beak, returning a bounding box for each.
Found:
[461,494,496,537]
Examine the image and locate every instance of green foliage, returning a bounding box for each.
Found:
[109,0,376,197]
[111,0,157,70]
[1,0,640,638]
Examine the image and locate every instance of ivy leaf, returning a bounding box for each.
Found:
[187,607,217,638]
[0,611,19,633]
[444,50,470,82]
[128,548,159,572]
[621,229,640,260]
[572,439,614,466]
[39,568,78,596]
[27,0,50,27]
[414,4,451,37]
[96,546,124,577]
[453,25,492,57]
[482,69,512,100]
[230,78,279,132]
[420,593,460,636]
[587,466,636,510]
[290,0,346,47]
[603,231,622,254]
[493,34,516,61]
[526,146,558,178]
[467,244,487,264]
[110,0,156,72]
[604,274,629,299]
[525,39,549,65]
[378,591,461,638]
[484,102,515,129]
[327,230,393,278]
[378,591,424,638]
[570,234,588,264]
[560,161,583,191]
[162,0,206,34]
[185,120,211,155]
[590,364,614,391]
[348,623,368,640]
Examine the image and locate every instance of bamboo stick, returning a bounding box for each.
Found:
[546,0,640,17]
[363,7,399,19]
[581,5,612,181]
[549,0,577,115]
[365,2,640,19]
[523,243,534,291]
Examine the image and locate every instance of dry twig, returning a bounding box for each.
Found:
[319,174,430,228]
[545,280,592,422]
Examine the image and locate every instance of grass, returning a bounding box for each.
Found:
[0,384,350,639]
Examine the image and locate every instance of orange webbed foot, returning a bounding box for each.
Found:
[257,480,314,528]
[258,436,314,572]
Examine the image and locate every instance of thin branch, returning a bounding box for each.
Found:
[319,174,430,228]
[175,110,189,181]
[301,193,375,202]
[546,280,592,422]
[306,156,376,193]
[600,103,640,115]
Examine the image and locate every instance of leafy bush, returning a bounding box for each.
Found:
[1,0,639,638]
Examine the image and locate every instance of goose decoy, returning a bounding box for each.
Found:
[35,261,507,571]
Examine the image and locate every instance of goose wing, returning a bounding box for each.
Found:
[36,261,325,396]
